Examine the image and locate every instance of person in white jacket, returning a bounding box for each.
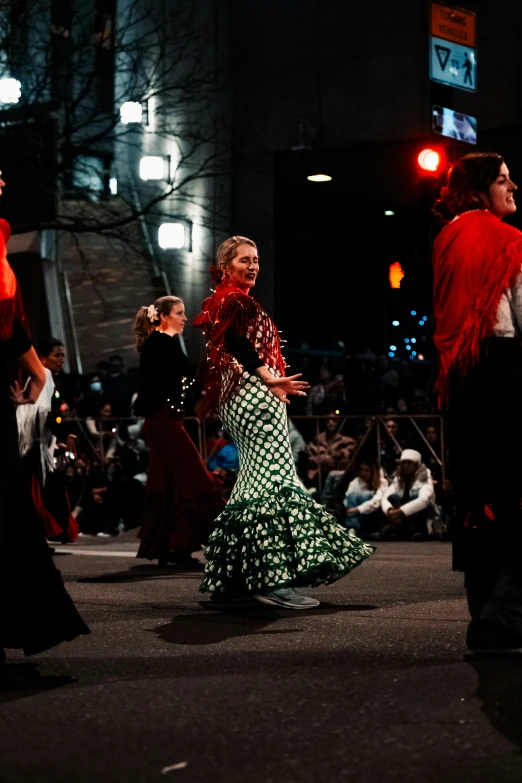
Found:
[344,460,388,537]
[379,449,435,541]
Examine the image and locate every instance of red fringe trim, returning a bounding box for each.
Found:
[31,474,63,539]
[436,236,522,405]
[194,282,286,417]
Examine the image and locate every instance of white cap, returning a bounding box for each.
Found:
[400,448,421,463]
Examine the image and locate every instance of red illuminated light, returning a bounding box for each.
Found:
[417,148,441,172]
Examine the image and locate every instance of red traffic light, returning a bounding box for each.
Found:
[417,148,442,172]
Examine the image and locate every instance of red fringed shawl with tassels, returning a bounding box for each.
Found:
[0,219,26,341]
[193,278,286,416]
[433,209,522,404]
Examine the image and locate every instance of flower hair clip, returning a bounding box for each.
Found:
[146,304,159,322]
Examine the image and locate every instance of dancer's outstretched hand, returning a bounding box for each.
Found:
[264,373,310,404]
[9,380,30,405]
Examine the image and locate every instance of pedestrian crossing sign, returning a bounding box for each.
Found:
[430,35,477,93]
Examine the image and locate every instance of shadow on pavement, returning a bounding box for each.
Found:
[152,603,378,646]
[79,565,202,584]
[466,657,522,752]
[0,663,76,704]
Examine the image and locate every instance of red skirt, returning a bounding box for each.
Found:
[137,414,224,559]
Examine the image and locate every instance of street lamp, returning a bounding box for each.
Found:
[307,173,332,182]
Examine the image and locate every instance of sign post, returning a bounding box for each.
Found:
[430,2,477,93]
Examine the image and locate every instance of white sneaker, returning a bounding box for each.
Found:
[254,588,320,609]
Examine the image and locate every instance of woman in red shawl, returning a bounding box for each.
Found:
[194,236,373,609]
[0,198,89,681]
[432,151,522,653]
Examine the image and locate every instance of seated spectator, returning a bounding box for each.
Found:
[208,441,239,473]
[74,460,122,536]
[102,354,134,416]
[77,372,106,417]
[344,459,388,537]
[320,469,346,511]
[205,424,231,465]
[85,399,119,462]
[377,449,435,541]
[307,412,356,484]
[420,423,443,497]
[288,419,307,478]
[380,417,407,477]
[305,364,346,416]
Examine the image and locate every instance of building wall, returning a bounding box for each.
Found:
[227,0,522,346]
[114,0,232,360]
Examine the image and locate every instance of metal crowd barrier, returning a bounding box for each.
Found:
[62,414,445,497]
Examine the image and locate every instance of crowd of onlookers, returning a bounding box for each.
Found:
[49,349,449,542]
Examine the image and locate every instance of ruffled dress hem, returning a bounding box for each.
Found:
[200,486,374,594]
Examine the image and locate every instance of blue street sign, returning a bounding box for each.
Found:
[430,35,477,93]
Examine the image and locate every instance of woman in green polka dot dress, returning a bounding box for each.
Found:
[193,236,373,608]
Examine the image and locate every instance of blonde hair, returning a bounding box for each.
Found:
[215,235,257,280]
[134,295,182,353]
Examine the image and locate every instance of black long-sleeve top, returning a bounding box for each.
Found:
[134,331,195,418]
[224,329,264,374]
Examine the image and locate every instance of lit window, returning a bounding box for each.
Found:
[120,101,143,124]
[140,156,167,181]
[109,177,118,195]
[0,78,21,104]
[158,222,185,249]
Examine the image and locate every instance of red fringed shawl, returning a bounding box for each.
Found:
[193,280,286,416]
[0,219,26,341]
[433,209,522,404]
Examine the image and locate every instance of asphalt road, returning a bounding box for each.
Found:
[2,537,522,783]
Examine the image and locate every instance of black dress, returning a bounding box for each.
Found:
[0,320,89,655]
[135,331,224,561]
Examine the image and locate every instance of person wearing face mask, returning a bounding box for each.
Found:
[88,373,103,397]
[193,236,373,609]
[133,296,224,567]
[433,151,522,654]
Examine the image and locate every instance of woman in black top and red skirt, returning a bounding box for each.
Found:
[134,296,224,567]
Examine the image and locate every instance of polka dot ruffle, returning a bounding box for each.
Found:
[200,374,374,594]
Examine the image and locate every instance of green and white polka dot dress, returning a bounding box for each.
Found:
[201,372,373,595]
